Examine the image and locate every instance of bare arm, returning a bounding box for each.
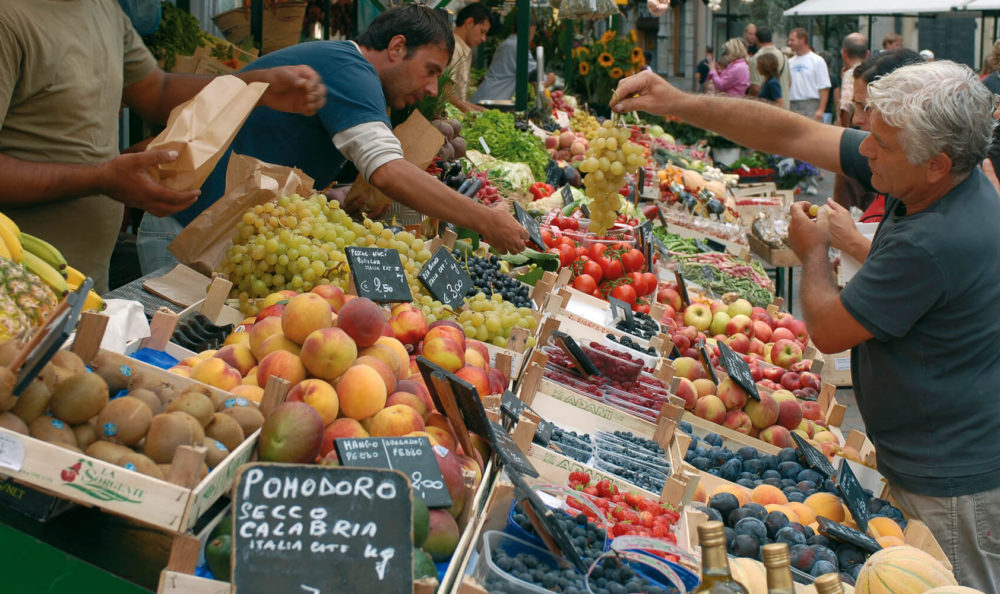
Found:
[611,71,846,175]
[747,83,761,97]
[369,160,529,254]
[814,87,829,121]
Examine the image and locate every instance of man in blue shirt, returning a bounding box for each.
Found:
[138,5,527,272]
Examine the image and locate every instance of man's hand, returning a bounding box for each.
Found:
[812,110,825,122]
[245,65,326,116]
[480,209,530,255]
[787,201,830,258]
[100,151,200,217]
[824,198,858,251]
[610,71,681,116]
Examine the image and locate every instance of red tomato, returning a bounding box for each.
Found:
[572,274,597,294]
[636,303,650,314]
[583,260,603,284]
[565,217,579,230]
[540,229,555,248]
[641,273,658,295]
[610,284,637,305]
[576,246,588,259]
[557,244,576,267]
[589,243,607,260]
[630,272,647,295]
[622,249,645,273]
[601,257,623,281]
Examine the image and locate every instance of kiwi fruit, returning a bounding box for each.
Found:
[0,366,14,412]
[154,383,183,407]
[10,379,51,423]
[118,452,165,480]
[49,372,109,424]
[38,362,73,391]
[165,392,214,427]
[128,388,162,414]
[96,396,153,445]
[0,411,28,434]
[205,412,245,451]
[85,441,134,464]
[72,423,99,449]
[157,463,172,477]
[220,404,264,436]
[202,437,229,468]
[90,351,132,393]
[144,412,198,464]
[0,339,23,366]
[29,416,77,446]
[50,350,87,375]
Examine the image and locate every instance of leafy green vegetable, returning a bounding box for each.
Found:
[499,249,559,271]
[142,2,210,70]
[460,110,550,180]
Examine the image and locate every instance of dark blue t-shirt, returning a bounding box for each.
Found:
[758,77,781,102]
[839,128,1000,497]
[175,41,391,225]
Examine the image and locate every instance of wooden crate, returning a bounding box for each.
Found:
[748,233,801,268]
[821,349,852,387]
[211,2,307,55]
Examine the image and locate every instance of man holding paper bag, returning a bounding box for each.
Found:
[0,0,326,292]
[142,4,529,268]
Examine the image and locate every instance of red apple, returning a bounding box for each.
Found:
[762,366,785,382]
[725,314,754,338]
[800,372,821,391]
[771,327,795,343]
[724,333,751,355]
[752,320,773,342]
[780,371,802,391]
[657,287,682,310]
[771,339,803,369]
[790,359,813,373]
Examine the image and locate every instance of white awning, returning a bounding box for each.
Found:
[783,0,967,15]
[959,0,1000,9]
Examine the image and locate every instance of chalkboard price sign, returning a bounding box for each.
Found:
[674,270,690,307]
[697,344,719,385]
[551,330,600,377]
[345,247,412,303]
[416,356,491,438]
[231,464,412,594]
[489,420,539,477]
[837,459,872,533]
[500,389,527,422]
[561,185,574,207]
[656,205,668,228]
[334,436,452,509]
[609,297,634,331]
[639,220,654,267]
[418,246,473,309]
[716,341,760,401]
[509,470,588,573]
[816,516,881,554]
[513,202,545,251]
[14,279,93,395]
[791,432,836,478]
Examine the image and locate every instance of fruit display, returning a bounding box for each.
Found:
[543,129,589,163]
[459,254,532,309]
[578,121,646,235]
[569,110,600,141]
[854,546,958,592]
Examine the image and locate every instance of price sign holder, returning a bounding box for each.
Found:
[561,186,574,208]
[673,270,690,307]
[509,469,588,573]
[513,202,545,251]
[551,330,600,378]
[716,341,760,401]
[791,432,836,479]
[334,436,452,509]
[608,297,634,331]
[697,344,719,385]
[656,205,669,228]
[639,220,654,266]
[817,516,881,554]
[637,168,646,204]
[417,246,473,309]
[488,420,538,477]
[837,458,872,533]
[416,357,479,462]
[231,464,412,594]
[500,390,553,446]
[345,246,412,303]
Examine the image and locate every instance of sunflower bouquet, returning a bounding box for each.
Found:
[572,30,646,109]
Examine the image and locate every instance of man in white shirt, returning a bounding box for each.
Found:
[787,27,831,122]
[448,3,491,112]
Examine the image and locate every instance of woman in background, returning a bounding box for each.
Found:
[707,38,750,96]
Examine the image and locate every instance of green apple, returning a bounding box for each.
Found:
[709,311,731,337]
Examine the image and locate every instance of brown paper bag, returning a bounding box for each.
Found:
[146,75,268,191]
[168,153,314,276]
[342,110,445,219]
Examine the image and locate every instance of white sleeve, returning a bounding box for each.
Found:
[332,121,405,182]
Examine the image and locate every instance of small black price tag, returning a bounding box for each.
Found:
[533,418,554,446]
[631,179,640,205]
[561,185,574,207]
[817,516,882,554]
[416,356,491,439]
[837,458,872,533]
[716,341,760,401]
[334,436,452,509]
[345,246,412,303]
[705,238,727,252]
[509,470,588,573]
[417,246,473,309]
[698,344,719,384]
[500,389,527,422]
[552,330,600,377]
[639,220,654,266]
[791,432,837,479]
[693,239,713,253]
[637,168,646,203]
[656,204,668,228]
[673,270,690,307]
[514,202,545,251]
[488,420,539,477]
[608,296,635,331]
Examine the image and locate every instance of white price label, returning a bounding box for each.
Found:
[479,137,491,155]
[0,433,25,471]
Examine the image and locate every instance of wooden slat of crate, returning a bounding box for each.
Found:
[748,233,801,267]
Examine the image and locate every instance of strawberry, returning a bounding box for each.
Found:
[651,524,670,539]
[596,480,614,498]
[623,492,643,509]
[620,509,639,524]
[638,510,656,529]
[568,471,590,487]
[584,486,599,496]
[611,523,632,538]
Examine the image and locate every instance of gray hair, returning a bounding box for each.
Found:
[866,60,995,174]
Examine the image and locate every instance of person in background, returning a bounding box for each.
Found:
[612,62,1000,590]
[471,22,554,103]
[744,23,759,56]
[881,32,903,51]
[696,46,714,90]
[447,2,491,112]
[707,38,750,96]
[980,40,1000,93]
[0,0,325,292]
[919,49,935,61]
[787,27,831,122]
[755,52,783,107]
[818,50,839,125]
[643,51,653,72]
[838,33,870,127]
[747,26,789,104]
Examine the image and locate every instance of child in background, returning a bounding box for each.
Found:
[755,52,783,107]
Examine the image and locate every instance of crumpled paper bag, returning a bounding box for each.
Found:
[146,75,268,191]
[91,299,150,354]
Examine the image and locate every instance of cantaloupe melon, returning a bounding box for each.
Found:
[867,516,904,540]
[923,587,986,593]
[855,545,957,593]
[728,556,767,594]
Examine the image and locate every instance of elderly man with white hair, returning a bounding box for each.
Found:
[611,61,1000,589]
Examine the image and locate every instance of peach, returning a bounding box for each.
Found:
[804,492,845,523]
[360,343,405,380]
[300,327,357,382]
[353,355,396,394]
[693,482,708,504]
[875,535,905,548]
[249,316,283,359]
[336,364,387,420]
[177,357,201,368]
[433,446,467,518]
[693,378,717,398]
[223,330,250,347]
[765,504,799,523]
[398,378,435,412]
[786,502,817,526]
[751,484,788,506]
[770,388,796,403]
[760,424,794,448]
[287,378,339,425]
[408,355,420,376]
[776,399,803,430]
[242,367,258,386]
[723,410,753,434]
[261,292,291,308]
[389,307,428,347]
[337,298,387,348]
[455,365,490,397]
[488,368,507,395]
[369,404,425,437]
[213,343,256,377]
[819,441,839,460]
[375,337,410,378]
[800,401,824,421]
[711,484,751,507]
[674,377,698,410]
[839,446,862,463]
[672,356,704,381]
[425,426,457,452]
[190,358,242,391]
[422,337,465,373]
[796,418,815,439]
[319,418,369,456]
[868,516,904,540]
[744,393,780,430]
[386,391,428,419]
[255,302,286,322]
[169,366,192,378]
[464,347,488,371]
[282,293,333,345]
[310,284,347,312]
[427,320,466,347]
[694,395,726,425]
[257,333,302,358]
[230,385,264,404]
[814,430,838,445]
[256,350,307,390]
[258,402,323,464]
[456,452,483,485]
[196,350,217,359]
[717,378,748,411]
[404,430,440,446]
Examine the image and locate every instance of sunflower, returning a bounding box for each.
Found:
[598,52,614,67]
[628,30,638,43]
[579,61,590,76]
[609,67,624,79]
[631,48,643,63]
[601,30,616,43]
